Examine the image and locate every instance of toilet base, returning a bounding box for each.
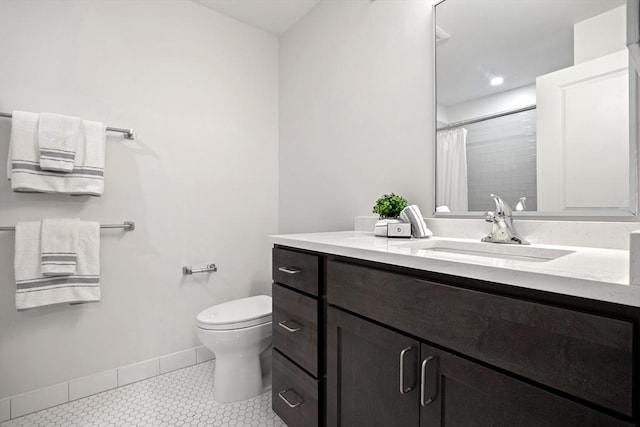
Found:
[212,345,272,403]
[197,316,272,403]
[213,355,262,403]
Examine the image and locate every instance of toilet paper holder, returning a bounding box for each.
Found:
[183,263,217,275]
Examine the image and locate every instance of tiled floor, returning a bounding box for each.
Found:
[1,360,286,427]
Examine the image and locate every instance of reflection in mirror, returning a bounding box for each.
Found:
[434,0,637,217]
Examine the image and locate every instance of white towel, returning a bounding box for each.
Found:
[41,218,80,276]
[15,220,100,310]
[8,112,106,196]
[399,205,433,238]
[6,111,38,181]
[38,113,81,173]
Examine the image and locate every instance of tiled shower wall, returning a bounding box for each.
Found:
[465,109,537,212]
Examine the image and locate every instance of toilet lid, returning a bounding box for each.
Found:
[197,295,272,330]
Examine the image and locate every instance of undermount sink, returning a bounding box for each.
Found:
[399,239,575,263]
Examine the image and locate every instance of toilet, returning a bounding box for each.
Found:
[196,295,273,403]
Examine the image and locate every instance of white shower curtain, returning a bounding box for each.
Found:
[436,128,468,212]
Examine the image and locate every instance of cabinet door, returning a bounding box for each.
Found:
[327,307,420,427]
[419,343,633,427]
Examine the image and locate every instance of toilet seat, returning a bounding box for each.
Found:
[197,295,272,330]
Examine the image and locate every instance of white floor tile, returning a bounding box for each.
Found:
[1,360,285,427]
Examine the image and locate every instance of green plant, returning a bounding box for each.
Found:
[372,193,408,219]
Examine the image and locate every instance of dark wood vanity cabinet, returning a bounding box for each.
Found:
[326,258,639,427]
[272,245,640,426]
[328,307,633,427]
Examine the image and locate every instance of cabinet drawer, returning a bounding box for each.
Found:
[327,260,635,417]
[272,350,319,427]
[272,247,319,296]
[273,283,319,377]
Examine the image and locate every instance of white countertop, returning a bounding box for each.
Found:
[270,231,640,308]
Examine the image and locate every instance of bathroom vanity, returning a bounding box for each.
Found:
[271,232,640,426]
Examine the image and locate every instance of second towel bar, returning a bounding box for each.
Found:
[0,221,135,232]
[0,112,135,140]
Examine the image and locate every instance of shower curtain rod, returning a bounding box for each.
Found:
[0,221,135,232]
[437,104,536,132]
[0,112,135,140]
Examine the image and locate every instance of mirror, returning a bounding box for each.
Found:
[434,0,638,217]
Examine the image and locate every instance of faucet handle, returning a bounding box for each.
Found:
[514,197,527,212]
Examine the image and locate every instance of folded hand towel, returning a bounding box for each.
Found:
[9,114,106,196]
[15,220,100,310]
[399,205,433,238]
[38,113,81,173]
[41,218,80,276]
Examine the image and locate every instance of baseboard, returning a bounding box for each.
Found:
[0,398,9,422]
[2,345,215,421]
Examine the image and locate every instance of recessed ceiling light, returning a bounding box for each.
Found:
[490,76,504,86]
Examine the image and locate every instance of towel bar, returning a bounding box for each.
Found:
[0,221,135,232]
[0,112,135,140]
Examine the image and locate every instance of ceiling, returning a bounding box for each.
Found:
[191,0,626,106]
[192,0,320,36]
[436,0,626,107]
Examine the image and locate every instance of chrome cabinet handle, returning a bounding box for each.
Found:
[278,389,303,408]
[278,266,301,275]
[399,346,415,394]
[278,320,302,333]
[420,356,437,406]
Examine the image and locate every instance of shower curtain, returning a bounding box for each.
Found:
[436,128,468,212]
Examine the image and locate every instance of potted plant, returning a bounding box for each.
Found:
[373,193,408,218]
[372,193,408,236]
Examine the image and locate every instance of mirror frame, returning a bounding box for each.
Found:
[431,0,640,221]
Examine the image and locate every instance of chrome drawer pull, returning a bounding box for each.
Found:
[421,356,437,407]
[278,320,302,333]
[278,266,301,275]
[399,346,415,394]
[278,389,303,408]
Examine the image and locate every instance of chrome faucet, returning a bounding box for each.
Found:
[481,194,529,245]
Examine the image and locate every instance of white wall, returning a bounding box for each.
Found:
[0,0,279,398]
[574,5,626,64]
[278,0,434,233]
